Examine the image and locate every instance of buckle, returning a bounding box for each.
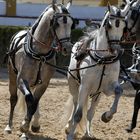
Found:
[40,56,46,63]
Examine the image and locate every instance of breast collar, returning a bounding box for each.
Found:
[24,30,56,63]
[89,38,124,64]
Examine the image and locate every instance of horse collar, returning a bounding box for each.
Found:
[24,31,56,63]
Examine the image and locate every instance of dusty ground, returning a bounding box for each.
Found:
[0,68,140,140]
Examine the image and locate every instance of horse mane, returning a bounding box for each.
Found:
[78,28,98,49]
[31,5,52,32]
[31,4,69,33]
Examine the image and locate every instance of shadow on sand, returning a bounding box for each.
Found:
[28,133,57,140]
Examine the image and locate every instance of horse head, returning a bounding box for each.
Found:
[31,0,74,56]
[50,0,74,56]
[101,5,127,54]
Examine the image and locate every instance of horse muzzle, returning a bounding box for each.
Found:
[61,42,73,56]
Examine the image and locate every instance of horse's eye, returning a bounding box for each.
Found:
[54,22,59,28]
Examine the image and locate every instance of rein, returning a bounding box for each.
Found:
[121,40,140,44]
[27,29,65,52]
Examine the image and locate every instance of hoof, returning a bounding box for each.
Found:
[125,127,133,133]
[20,133,29,140]
[31,125,40,133]
[82,135,96,140]
[65,127,70,135]
[4,125,12,134]
[101,112,113,123]
[66,134,74,140]
[65,124,70,135]
[20,124,29,133]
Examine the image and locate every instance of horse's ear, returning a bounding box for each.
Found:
[122,0,126,3]
[52,0,59,12]
[66,0,72,10]
[107,2,111,12]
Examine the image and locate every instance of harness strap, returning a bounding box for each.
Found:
[34,61,42,86]
[24,32,56,62]
[90,65,106,99]
[8,32,27,74]
[76,61,81,83]
[120,63,140,91]
[89,49,124,64]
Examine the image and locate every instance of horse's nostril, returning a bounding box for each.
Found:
[63,48,67,53]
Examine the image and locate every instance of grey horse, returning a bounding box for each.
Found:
[4,0,75,139]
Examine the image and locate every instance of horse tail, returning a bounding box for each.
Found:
[16,91,26,114]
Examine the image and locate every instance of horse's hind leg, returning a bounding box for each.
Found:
[101,82,123,123]
[4,64,17,134]
[126,91,140,133]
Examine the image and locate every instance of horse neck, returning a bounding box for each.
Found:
[90,26,111,57]
[32,11,54,53]
[96,27,108,50]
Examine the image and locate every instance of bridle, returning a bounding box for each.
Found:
[28,11,74,52]
[50,12,74,51]
[104,13,126,53]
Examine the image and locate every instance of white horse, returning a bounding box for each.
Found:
[65,4,129,140]
[4,0,74,139]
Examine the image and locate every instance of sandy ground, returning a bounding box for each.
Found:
[0,68,140,140]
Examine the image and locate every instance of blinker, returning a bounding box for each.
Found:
[115,19,120,28]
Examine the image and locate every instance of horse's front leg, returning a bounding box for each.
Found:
[101,82,123,123]
[66,84,89,140]
[31,105,40,133]
[17,78,36,133]
[84,94,101,138]
[65,75,79,136]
